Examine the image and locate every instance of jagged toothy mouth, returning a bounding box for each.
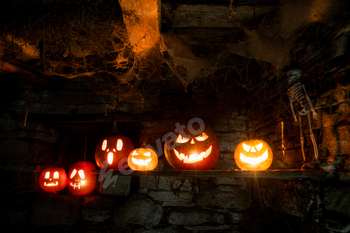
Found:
[239,150,268,165]
[131,158,152,166]
[173,146,212,164]
[70,181,86,189]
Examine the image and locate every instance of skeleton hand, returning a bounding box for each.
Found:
[312,110,319,120]
[294,115,298,123]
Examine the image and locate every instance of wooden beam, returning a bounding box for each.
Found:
[162,3,276,28]
[93,169,334,180]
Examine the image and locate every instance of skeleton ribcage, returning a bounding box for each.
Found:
[288,83,305,104]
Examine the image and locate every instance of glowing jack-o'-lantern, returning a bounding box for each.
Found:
[128,147,158,171]
[95,135,134,170]
[234,139,273,170]
[68,161,96,195]
[39,167,67,192]
[164,122,220,170]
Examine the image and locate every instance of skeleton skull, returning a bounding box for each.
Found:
[287,69,302,84]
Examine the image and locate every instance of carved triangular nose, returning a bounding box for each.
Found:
[190,138,195,144]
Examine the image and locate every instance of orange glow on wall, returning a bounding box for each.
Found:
[118,0,160,56]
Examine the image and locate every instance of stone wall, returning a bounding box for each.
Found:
[2,76,350,232]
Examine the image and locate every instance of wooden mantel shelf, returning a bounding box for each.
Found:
[92,169,343,181]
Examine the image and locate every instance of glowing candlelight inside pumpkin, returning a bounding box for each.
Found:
[234,140,273,170]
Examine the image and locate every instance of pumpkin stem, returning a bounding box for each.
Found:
[142,141,147,148]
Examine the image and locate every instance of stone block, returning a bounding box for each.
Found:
[141,119,179,134]
[167,208,225,226]
[216,132,248,152]
[114,194,163,226]
[196,181,251,210]
[220,152,234,159]
[283,149,304,165]
[212,158,236,170]
[183,105,230,118]
[40,90,87,104]
[333,88,346,102]
[0,209,28,226]
[0,138,33,164]
[212,177,247,189]
[212,118,247,132]
[324,186,350,218]
[226,211,246,223]
[147,190,195,207]
[0,193,29,226]
[184,225,238,232]
[32,192,84,225]
[99,174,131,196]
[35,123,59,142]
[77,104,114,114]
[29,103,77,114]
[280,188,303,217]
[140,176,193,191]
[134,226,189,233]
[82,195,115,222]
[159,106,181,118]
[32,140,57,163]
[140,176,175,190]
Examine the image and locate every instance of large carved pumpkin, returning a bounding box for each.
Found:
[95,135,134,170]
[68,161,96,195]
[128,147,158,171]
[234,139,273,170]
[39,167,67,192]
[164,122,220,170]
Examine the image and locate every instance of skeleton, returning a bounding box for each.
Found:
[287,69,319,163]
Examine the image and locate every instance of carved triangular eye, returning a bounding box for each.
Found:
[102,140,107,151]
[144,152,151,156]
[176,134,190,143]
[243,143,251,152]
[256,143,263,151]
[132,150,139,156]
[45,171,50,179]
[195,132,209,141]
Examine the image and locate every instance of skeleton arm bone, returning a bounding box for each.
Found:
[289,97,298,122]
[302,85,318,119]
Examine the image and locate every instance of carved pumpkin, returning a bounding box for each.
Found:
[234,139,273,170]
[68,161,96,195]
[39,167,67,192]
[164,122,220,170]
[95,135,134,170]
[128,147,158,171]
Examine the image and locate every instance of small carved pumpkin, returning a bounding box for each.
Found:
[95,135,134,170]
[128,148,158,171]
[68,161,96,195]
[164,122,220,170]
[39,167,67,192]
[234,139,273,170]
